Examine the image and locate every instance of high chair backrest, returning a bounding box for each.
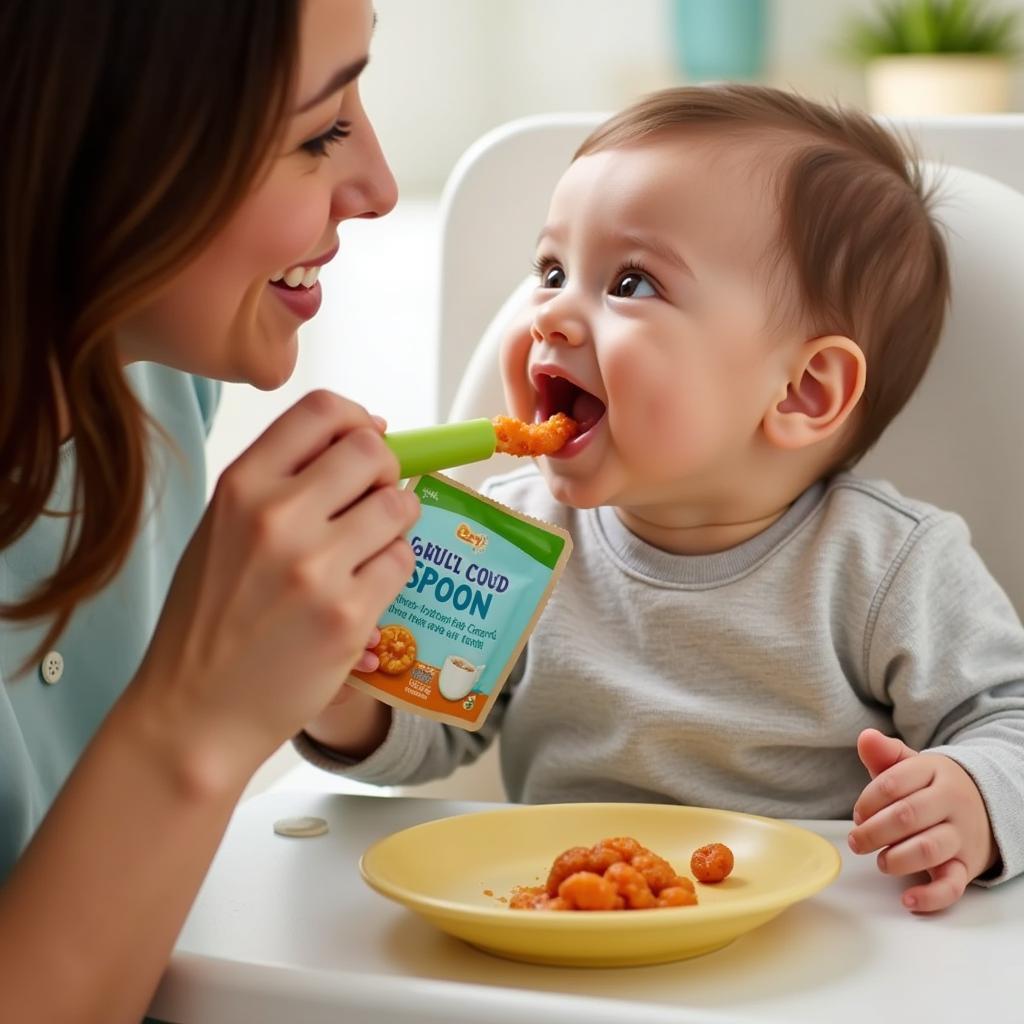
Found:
[437,113,1024,616]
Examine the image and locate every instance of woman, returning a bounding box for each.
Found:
[0,1,413,1018]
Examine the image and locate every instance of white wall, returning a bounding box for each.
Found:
[363,0,672,195]
[365,0,1024,196]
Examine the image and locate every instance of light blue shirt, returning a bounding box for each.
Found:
[0,364,219,881]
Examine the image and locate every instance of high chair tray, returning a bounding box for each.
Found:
[150,789,1022,1024]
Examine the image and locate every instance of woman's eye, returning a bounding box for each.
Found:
[301,119,352,157]
[613,273,656,298]
[539,265,566,289]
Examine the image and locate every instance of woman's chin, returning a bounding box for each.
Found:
[246,337,299,391]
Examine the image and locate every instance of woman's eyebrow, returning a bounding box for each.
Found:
[296,11,378,114]
[296,55,370,113]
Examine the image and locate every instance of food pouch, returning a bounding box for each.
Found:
[346,472,572,731]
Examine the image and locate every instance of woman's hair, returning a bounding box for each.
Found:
[0,0,300,660]
[576,84,951,471]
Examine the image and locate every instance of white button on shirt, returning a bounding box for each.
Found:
[39,651,64,685]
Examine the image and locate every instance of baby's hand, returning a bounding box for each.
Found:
[848,729,998,913]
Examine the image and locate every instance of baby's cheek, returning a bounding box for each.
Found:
[607,356,680,439]
[629,396,694,469]
[611,371,713,479]
[499,322,534,418]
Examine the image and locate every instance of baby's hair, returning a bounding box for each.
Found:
[575,85,951,469]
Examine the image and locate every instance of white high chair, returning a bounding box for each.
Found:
[425,111,1024,802]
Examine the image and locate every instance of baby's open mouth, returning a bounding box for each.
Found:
[534,372,606,435]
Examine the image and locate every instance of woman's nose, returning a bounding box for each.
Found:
[330,99,399,221]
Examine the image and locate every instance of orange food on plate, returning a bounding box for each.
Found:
[372,624,417,675]
[558,871,622,910]
[690,842,735,883]
[509,836,700,911]
[604,862,657,909]
[658,883,699,907]
[492,413,578,457]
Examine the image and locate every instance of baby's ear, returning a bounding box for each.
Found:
[762,335,866,452]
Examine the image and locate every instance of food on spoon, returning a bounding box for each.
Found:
[690,843,735,883]
[491,413,578,457]
[509,836,699,911]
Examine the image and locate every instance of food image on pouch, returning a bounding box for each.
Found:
[373,625,418,675]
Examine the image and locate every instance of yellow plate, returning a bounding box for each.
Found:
[360,802,841,968]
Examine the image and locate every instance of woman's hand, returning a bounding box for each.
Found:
[355,626,382,673]
[133,389,419,785]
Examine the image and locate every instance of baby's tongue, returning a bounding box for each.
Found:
[571,391,606,431]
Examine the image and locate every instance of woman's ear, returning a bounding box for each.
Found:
[763,335,866,451]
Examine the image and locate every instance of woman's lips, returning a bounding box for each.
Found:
[269,279,322,321]
[267,243,338,322]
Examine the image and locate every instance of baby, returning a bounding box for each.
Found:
[301,85,1024,913]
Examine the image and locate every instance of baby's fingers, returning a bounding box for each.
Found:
[876,821,959,877]
[902,857,969,914]
[848,786,945,855]
[852,757,936,825]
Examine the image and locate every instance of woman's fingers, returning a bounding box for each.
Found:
[239,389,380,478]
[353,650,379,673]
[353,538,418,624]
[294,424,401,520]
[352,628,383,674]
[329,485,419,576]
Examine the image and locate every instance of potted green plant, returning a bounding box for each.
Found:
[846,0,1019,115]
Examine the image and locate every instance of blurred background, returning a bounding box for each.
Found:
[216,0,1024,794]
[363,0,1023,196]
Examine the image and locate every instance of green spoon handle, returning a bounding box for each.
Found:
[384,418,497,479]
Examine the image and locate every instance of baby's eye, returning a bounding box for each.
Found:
[612,272,656,298]
[536,264,566,289]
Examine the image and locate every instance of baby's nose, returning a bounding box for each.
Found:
[531,324,572,346]
[531,308,588,347]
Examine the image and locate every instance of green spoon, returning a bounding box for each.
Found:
[384,418,497,479]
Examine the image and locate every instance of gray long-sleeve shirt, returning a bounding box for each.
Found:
[299,467,1024,884]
